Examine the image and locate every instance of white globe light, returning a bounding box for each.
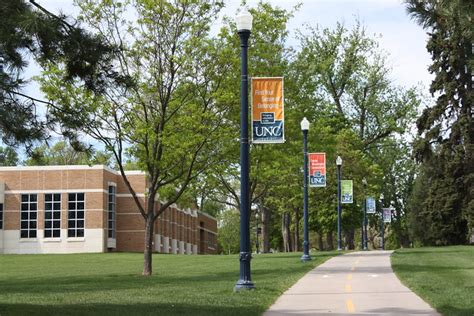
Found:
[336,156,342,166]
[300,117,310,131]
[236,8,253,31]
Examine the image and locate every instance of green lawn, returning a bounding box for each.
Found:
[391,245,474,316]
[0,251,336,315]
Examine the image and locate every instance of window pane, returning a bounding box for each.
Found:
[53,212,60,219]
[77,193,84,201]
[77,220,84,228]
[68,220,75,228]
[77,211,84,219]
[68,193,76,201]
[21,212,28,220]
[21,204,29,211]
[77,229,84,237]
[30,204,37,211]
[53,230,60,238]
[21,195,28,202]
[77,202,84,210]
[68,211,76,219]
[21,221,28,229]
[30,212,37,220]
[45,203,52,211]
[45,221,52,229]
[30,195,37,202]
[68,229,75,237]
[54,194,61,201]
[54,202,61,210]
[30,221,37,229]
[44,230,51,238]
[45,194,52,202]
[53,221,60,229]
[68,202,75,210]
[30,230,36,238]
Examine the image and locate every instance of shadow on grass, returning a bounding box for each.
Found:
[0,302,264,316]
[392,263,469,274]
[0,262,313,296]
[437,304,474,316]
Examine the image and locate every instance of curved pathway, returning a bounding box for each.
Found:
[264,251,440,315]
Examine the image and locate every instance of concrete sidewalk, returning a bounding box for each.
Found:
[263,251,440,315]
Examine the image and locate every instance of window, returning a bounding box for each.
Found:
[68,193,85,238]
[21,194,37,238]
[0,203,3,229]
[44,193,61,238]
[108,185,116,238]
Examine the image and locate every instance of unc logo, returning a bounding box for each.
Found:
[255,126,282,137]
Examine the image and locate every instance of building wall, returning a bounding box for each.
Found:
[0,165,217,255]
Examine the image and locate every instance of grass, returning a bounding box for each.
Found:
[391,245,474,316]
[0,251,337,315]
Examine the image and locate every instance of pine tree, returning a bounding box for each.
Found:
[406,0,473,244]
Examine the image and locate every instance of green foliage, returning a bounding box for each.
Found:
[0,0,122,148]
[0,146,19,166]
[405,0,473,244]
[24,141,112,166]
[217,210,241,254]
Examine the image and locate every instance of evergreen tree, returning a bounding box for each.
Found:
[406,0,473,244]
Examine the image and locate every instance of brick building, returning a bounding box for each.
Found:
[0,165,217,254]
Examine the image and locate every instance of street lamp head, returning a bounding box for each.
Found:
[236,8,253,32]
[255,212,259,219]
[336,156,342,166]
[362,178,367,185]
[300,117,310,131]
[380,193,384,200]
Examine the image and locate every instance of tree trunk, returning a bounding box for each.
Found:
[345,229,355,250]
[318,233,324,251]
[262,205,271,253]
[281,212,291,252]
[326,231,334,250]
[143,213,155,276]
[293,207,300,252]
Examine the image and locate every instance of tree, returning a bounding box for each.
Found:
[0,146,19,166]
[406,0,473,244]
[0,0,123,149]
[217,210,240,254]
[38,0,226,276]
[291,21,419,249]
[24,141,112,166]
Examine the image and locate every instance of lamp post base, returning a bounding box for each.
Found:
[234,280,255,291]
[300,254,312,262]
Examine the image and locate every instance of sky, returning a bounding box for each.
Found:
[29,0,432,93]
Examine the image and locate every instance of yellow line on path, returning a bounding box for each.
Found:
[347,274,352,281]
[345,284,352,292]
[346,299,355,313]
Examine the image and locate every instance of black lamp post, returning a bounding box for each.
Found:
[234,8,254,291]
[380,193,385,250]
[255,211,260,254]
[300,117,311,262]
[336,156,342,251]
[362,178,368,250]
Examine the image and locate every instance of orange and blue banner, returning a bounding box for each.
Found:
[309,153,326,187]
[251,77,285,144]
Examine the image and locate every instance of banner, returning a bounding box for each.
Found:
[341,180,353,204]
[309,153,326,187]
[366,197,376,214]
[251,77,285,143]
[383,208,392,223]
